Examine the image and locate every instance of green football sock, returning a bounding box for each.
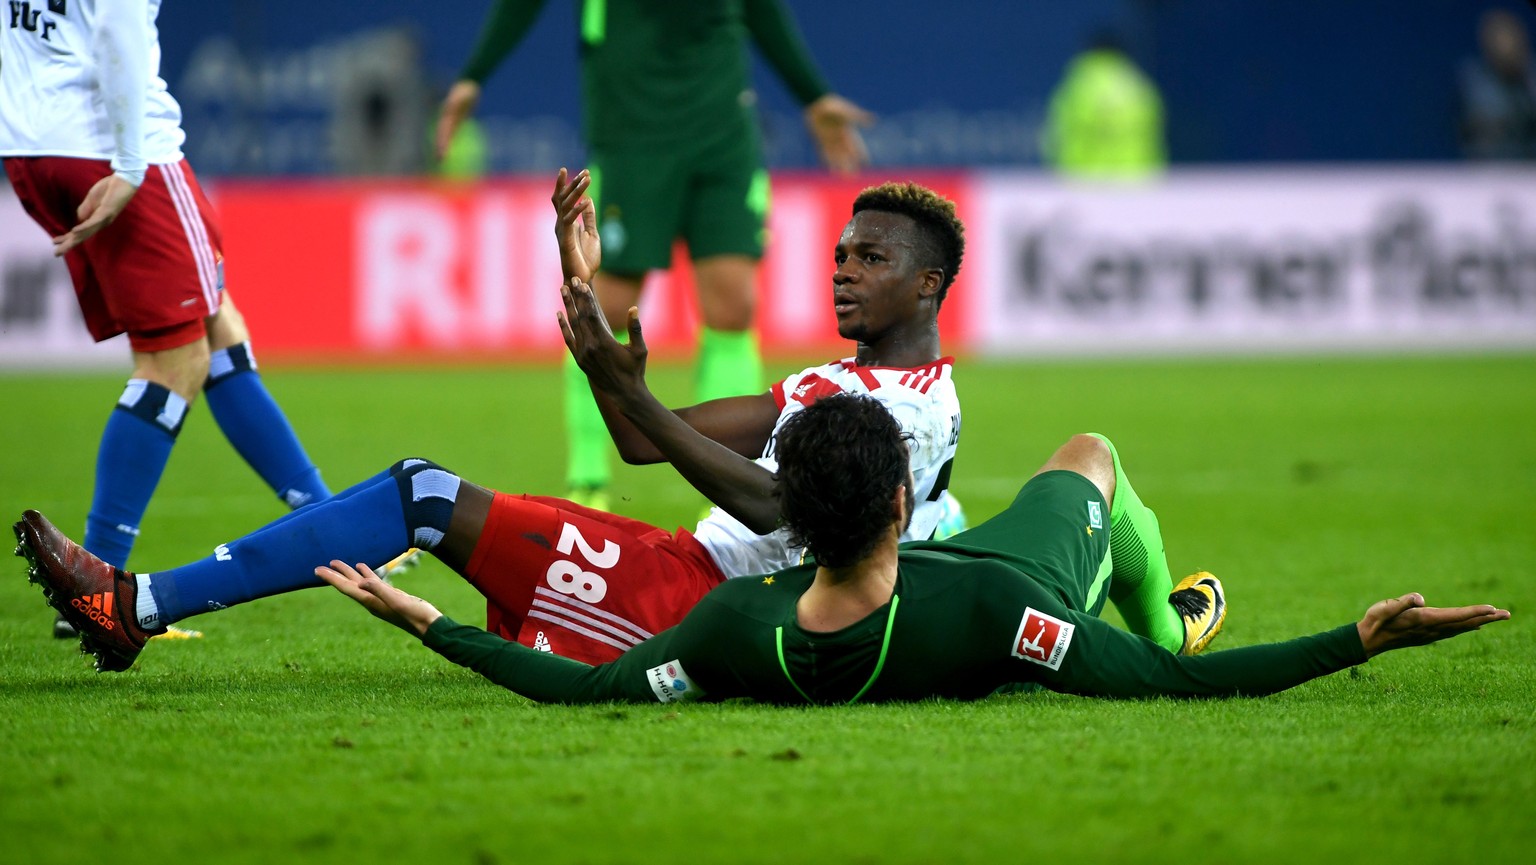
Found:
[695,327,763,404]
[563,350,613,491]
[1088,433,1184,653]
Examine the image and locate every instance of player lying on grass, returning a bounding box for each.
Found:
[313,392,1510,704]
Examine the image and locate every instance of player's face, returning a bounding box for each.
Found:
[832,211,935,344]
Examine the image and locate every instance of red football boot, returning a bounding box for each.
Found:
[14,510,164,672]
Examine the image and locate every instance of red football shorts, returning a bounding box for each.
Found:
[3,156,223,351]
[464,493,727,665]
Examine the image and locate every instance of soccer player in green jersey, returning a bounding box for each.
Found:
[318,393,1509,705]
[437,0,874,510]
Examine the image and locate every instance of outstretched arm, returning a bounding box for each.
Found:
[1005,585,1509,700]
[557,279,784,533]
[321,560,715,704]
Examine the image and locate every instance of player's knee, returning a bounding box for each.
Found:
[696,283,756,330]
[1071,434,1115,475]
[133,339,211,401]
[699,303,755,332]
[1072,433,1113,463]
[1071,434,1117,505]
[206,296,250,345]
[393,463,463,551]
[694,260,758,330]
[180,350,212,389]
[1038,434,1114,482]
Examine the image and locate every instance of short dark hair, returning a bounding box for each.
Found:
[774,393,910,568]
[851,182,965,307]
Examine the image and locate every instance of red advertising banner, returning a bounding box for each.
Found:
[214,173,977,362]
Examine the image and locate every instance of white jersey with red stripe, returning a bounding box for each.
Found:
[694,356,962,579]
[0,0,185,167]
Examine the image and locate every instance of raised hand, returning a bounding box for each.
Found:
[52,174,138,256]
[552,167,601,283]
[557,277,647,401]
[1356,592,1510,658]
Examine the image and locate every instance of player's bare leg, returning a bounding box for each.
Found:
[130,337,212,403]
[692,254,763,401]
[432,482,495,574]
[1033,434,1117,500]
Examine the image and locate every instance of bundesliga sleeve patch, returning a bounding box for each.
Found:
[646,660,705,703]
[1011,608,1075,670]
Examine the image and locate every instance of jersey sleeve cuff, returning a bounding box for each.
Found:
[422,615,461,647]
[111,165,147,188]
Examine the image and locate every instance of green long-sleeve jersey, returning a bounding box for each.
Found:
[421,546,1369,705]
[459,0,832,148]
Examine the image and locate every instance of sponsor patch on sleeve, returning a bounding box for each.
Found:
[645,659,705,703]
[1011,607,1075,670]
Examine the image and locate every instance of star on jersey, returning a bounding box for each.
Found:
[762,576,775,585]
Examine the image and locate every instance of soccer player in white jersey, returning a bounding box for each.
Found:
[16,178,971,673]
[1,0,331,638]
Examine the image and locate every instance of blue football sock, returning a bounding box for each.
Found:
[146,471,407,624]
[145,461,461,625]
[204,342,331,508]
[84,380,187,569]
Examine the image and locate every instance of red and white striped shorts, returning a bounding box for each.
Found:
[465,493,727,666]
[3,156,223,351]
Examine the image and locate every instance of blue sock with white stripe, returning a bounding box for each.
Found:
[203,342,331,509]
[84,380,187,569]
[143,461,460,625]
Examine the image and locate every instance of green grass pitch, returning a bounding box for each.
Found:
[1,354,1532,865]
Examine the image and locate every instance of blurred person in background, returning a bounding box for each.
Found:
[1459,7,1536,160]
[1041,29,1166,181]
[0,0,332,639]
[435,0,873,513]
